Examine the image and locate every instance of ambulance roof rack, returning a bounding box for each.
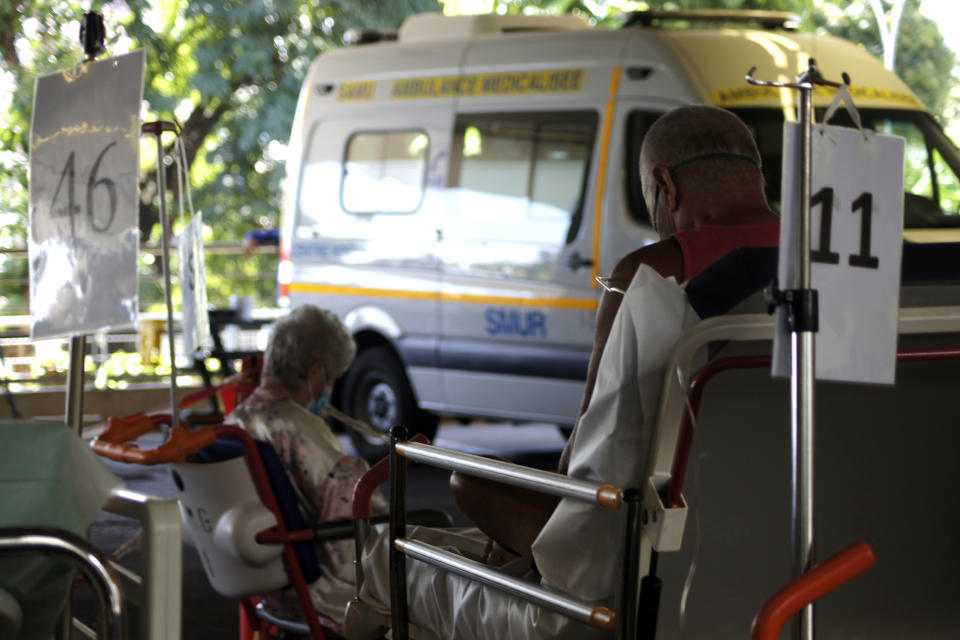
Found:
[625,9,801,31]
[398,13,590,43]
[343,28,398,46]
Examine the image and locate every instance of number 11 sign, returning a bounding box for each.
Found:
[29,50,145,339]
[774,120,906,384]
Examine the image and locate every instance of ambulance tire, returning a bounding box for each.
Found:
[341,346,438,459]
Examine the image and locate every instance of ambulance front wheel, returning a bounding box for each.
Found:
[341,345,438,459]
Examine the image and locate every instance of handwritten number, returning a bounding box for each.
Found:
[87,142,117,233]
[849,192,879,269]
[50,143,118,235]
[51,151,81,239]
[810,187,840,265]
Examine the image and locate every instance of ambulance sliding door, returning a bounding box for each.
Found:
[436,111,598,422]
[291,112,448,407]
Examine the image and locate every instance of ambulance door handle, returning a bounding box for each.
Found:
[566,252,593,270]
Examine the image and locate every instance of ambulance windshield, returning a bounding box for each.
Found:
[733,107,960,232]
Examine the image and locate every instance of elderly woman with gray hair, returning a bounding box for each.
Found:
[231,304,384,633]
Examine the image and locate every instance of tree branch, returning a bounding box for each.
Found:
[0,2,23,70]
[179,100,231,168]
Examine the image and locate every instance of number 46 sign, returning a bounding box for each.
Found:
[774,113,906,385]
[29,50,145,339]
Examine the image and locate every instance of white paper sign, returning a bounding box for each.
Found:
[28,50,145,339]
[773,121,905,384]
[178,212,211,355]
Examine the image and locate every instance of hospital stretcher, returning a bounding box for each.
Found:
[353,245,960,639]
[371,313,960,639]
[0,419,182,640]
[0,527,122,639]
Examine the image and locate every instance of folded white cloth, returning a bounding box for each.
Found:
[356,266,700,639]
[534,266,699,601]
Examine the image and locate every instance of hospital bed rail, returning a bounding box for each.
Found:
[642,303,960,636]
[0,527,123,640]
[386,426,643,640]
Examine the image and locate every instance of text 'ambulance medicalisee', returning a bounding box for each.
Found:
[277,10,960,453]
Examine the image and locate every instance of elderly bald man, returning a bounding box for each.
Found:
[452,105,780,565]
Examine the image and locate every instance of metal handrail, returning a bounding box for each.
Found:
[395,537,616,632]
[396,441,623,508]
[647,305,960,479]
[0,527,123,640]
[388,427,643,639]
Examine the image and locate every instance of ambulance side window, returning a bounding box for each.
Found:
[341,130,429,214]
[449,112,597,245]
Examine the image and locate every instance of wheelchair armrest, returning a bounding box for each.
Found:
[353,432,430,520]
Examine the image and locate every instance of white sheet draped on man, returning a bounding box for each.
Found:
[356,265,703,640]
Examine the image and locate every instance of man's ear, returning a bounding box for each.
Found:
[652,165,679,211]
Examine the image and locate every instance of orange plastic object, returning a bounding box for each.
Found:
[92,425,217,465]
[180,355,262,414]
[595,484,623,508]
[589,606,616,632]
[178,386,222,410]
[751,541,875,640]
[352,433,429,520]
[97,413,155,444]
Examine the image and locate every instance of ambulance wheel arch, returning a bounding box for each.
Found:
[339,339,439,459]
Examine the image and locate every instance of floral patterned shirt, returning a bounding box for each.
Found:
[231,386,385,630]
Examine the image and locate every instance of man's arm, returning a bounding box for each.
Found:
[559,238,683,473]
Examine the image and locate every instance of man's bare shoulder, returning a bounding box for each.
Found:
[608,238,684,288]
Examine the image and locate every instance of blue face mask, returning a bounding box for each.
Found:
[307,386,332,416]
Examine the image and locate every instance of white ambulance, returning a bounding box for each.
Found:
[278,10,960,454]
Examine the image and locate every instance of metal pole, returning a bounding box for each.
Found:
[153,131,180,429]
[396,537,615,631]
[792,65,817,640]
[397,441,623,507]
[389,425,409,640]
[65,335,86,433]
[617,489,643,640]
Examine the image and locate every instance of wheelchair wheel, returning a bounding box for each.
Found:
[341,345,438,459]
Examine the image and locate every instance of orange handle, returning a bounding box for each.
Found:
[92,425,217,465]
[751,541,875,640]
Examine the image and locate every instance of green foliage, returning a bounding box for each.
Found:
[804,1,956,121]
[651,0,957,122]
[0,0,440,314]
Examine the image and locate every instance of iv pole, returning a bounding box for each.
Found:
[62,12,109,437]
[747,59,845,640]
